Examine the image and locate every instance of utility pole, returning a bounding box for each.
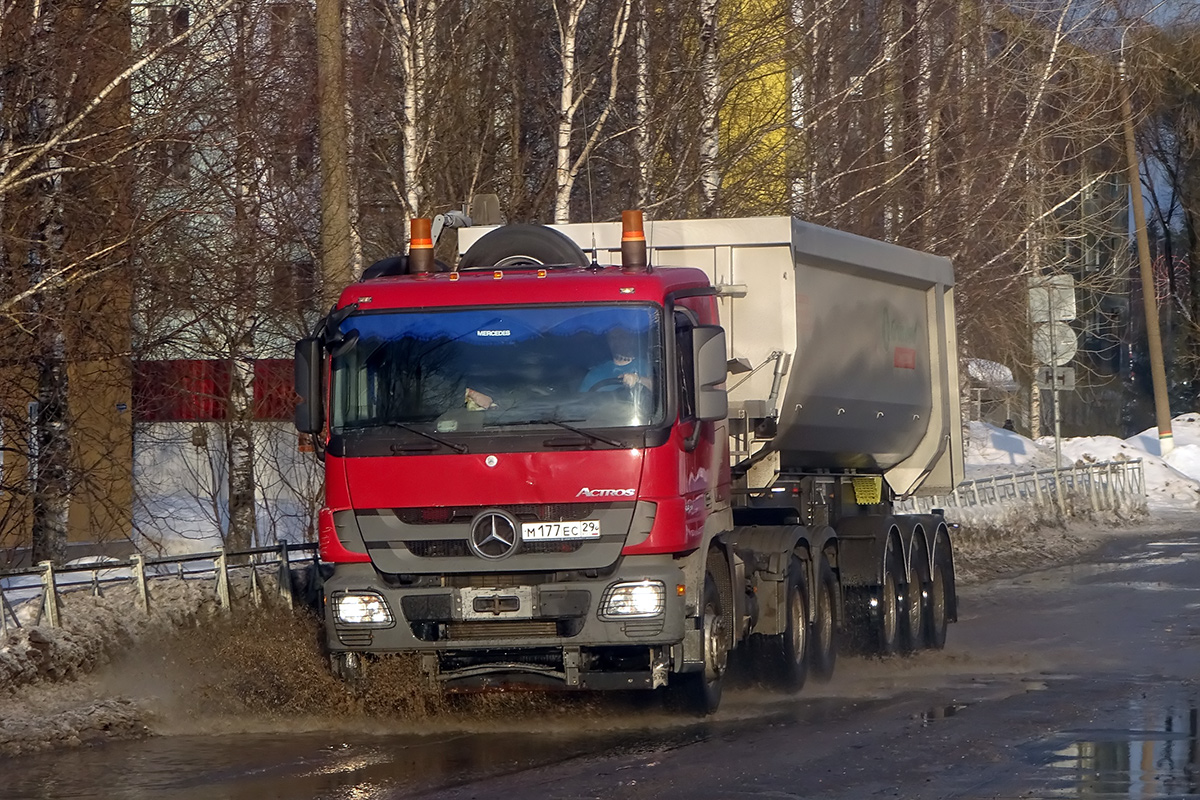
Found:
[1119,55,1173,456]
[315,0,354,302]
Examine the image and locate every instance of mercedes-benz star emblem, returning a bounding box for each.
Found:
[469,512,519,559]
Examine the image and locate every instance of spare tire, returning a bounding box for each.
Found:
[458,224,591,270]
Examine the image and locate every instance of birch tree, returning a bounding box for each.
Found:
[553,0,632,223]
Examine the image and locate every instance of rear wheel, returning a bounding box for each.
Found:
[810,555,838,681]
[877,551,903,656]
[927,549,952,649]
[902,550,929,653]
[761,556,810,692]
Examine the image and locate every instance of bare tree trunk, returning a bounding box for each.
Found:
[343,5,363,276]
[389,0,436,218]
[31,292,70,565]
[635,0,650,209]
[698,0,719,215]
[226,342,257,552]
[316,0,354,298]
[226,1,258,553]
[29,7,70,565]
[554,0,585,223]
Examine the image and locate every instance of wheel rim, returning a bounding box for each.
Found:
[882,572,898,645]
[817,581,833,653]
[908,573,924,637]
[703,599,727,683]
[789,588,807,665]
[930,567,946,631]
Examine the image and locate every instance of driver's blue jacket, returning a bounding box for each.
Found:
[580,358,647,392]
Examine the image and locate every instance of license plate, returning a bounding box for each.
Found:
[521,520,601,540]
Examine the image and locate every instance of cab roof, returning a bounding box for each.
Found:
[336,265,713,312]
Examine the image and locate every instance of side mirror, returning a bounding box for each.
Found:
[692,325,728,422]
[294,336,324,434]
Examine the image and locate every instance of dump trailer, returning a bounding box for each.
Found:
[294,212,962,714]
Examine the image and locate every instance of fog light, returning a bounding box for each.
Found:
[333,592,394,625]
[600,580,666,619]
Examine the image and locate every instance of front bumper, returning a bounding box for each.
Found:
[323,558,691,689]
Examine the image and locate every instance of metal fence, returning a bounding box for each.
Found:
[0,541,320,635]
[895,459,1146,517]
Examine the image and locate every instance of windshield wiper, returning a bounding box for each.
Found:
[508,418,624,449]
[384,421,468,453]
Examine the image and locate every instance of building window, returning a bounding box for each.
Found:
[149,135,191,182]
[148,5,190,49]
[133,359,296,422]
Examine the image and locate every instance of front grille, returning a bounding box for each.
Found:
[446,621,558,640]
[395,503,597,525]
[406,540,472,558]
[404,539,583,558]
[440,647,562,671]
[446,573,555,588]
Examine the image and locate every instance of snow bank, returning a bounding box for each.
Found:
[963,419,1200,513]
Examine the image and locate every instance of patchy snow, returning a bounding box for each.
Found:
[963,421,1057,475]
[1,420,1198,758]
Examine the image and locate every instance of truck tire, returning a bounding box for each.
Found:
[331,651,366,692]
[458,225,591,269]
[669,557,728,715]
[877,551,903,656]
[810,555,838,681]
[927,549,952,649]
[760,556,810,692]
[902,549,930,653]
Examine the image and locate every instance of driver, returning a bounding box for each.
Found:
[580,328,652,392]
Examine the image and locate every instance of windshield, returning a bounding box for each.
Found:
[331,304,665,435]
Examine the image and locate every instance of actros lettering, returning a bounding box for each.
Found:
[576,487,635,498]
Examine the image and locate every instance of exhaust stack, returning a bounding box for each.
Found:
[408,217,435,275]
[621,210,649,273]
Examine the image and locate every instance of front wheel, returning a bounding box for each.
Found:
[331,651,366,692]
[669,560,727,715]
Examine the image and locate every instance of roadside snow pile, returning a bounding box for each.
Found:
[963,417,1200,513]
[963,421,1058,477]
[949,418,1200,575]
[1059,433,1200,511]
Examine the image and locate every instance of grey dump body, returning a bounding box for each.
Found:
[467,216,965,496]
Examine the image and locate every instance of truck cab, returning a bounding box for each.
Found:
[296,219,734,708]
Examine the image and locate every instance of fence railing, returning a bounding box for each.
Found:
[895,459,1146,517]
[0,541,320,635]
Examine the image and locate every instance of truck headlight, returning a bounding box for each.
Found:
[333,592,394,625]
[600,580,666,619]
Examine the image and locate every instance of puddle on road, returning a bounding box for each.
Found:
[1044,703,1200,797]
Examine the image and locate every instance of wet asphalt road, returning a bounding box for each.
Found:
[9,526,1200,800]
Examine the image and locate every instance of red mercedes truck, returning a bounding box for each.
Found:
[294,212,962,713]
